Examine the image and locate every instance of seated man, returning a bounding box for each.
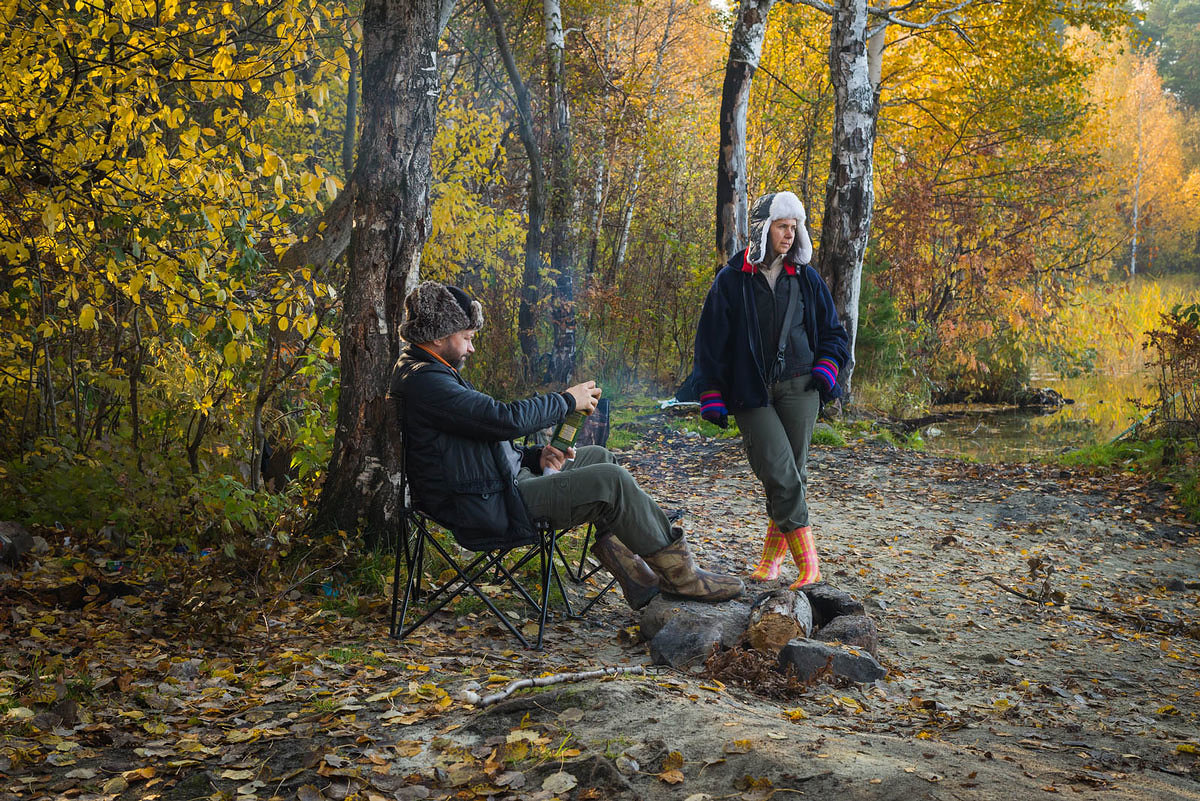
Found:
[390,280,743,610]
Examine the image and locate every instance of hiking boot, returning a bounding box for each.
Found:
[642,527,744,602]
[749,519,787,581]
[783,525,822,589]
[591,533,660,610]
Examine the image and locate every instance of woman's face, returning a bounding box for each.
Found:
[768,218,797,257]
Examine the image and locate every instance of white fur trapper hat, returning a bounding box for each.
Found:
[746,191,813,266]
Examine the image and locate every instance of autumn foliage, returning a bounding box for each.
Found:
[1,0,1199,539]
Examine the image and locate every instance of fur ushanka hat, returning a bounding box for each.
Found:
[399,281,484,344]
[746,191,813,266]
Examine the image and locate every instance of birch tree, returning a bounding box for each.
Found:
[716,0,778,265]
[544,0,578,383]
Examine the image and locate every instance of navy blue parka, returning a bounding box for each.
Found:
[693,249,850,411]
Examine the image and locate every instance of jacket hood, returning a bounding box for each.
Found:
[747,191,812,266]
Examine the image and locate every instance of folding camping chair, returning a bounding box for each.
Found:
[388,400,617,649]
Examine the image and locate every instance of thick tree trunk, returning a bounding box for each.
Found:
[815,0,881,401]
[544,0,576,384]
[716,0,776,267]
[309,0,447,540]
[482,0,545,379]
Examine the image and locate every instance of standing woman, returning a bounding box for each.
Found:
[693,191,849,588]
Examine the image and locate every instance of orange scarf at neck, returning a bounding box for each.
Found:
[416,343,457,372]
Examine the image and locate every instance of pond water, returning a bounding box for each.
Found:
[921,372,1155,464]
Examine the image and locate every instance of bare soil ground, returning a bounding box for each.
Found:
[3,422,1199,801]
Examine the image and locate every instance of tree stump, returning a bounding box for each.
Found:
[746,589,813,653]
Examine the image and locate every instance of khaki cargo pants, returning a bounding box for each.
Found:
[733,376,821,531]
[516,445,672,555]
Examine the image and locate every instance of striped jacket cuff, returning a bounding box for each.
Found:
[812,359,838,390]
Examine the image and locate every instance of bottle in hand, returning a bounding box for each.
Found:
[550,408,589,452]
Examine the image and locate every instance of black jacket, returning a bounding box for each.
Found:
[389,345,568,550]
[693,250,850,410]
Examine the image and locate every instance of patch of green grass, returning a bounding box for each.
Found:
[668,414,741,439]
[606,426,640,450]
[811,424,847,448]
[324,646,374,665]
[837,419,924,450]
[1057,439,1168,471]
[1059,437,1199,523]
[347,549,394,597]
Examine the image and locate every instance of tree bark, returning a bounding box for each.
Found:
[482,0,545,379]
[716,0,777,267]
[342,43,359,179]
[309,0,448,540]
[746,588,814,653]
[814,0,881,401]
[543,0,576,384]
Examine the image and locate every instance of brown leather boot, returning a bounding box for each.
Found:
[642,528,744,602]
[591,534,660,610]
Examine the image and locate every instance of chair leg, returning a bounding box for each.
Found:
[536,529,553,649]
[541,523,618,620]
[398,538,534,649]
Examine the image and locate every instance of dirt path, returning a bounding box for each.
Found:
[3,424,1199,801]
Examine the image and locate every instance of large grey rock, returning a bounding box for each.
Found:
[0,522,34,567]
[639,596,751,648]
[648,615,724,669]
[814,614,879,658]
[801,583,865,627]
[778,639,886,684]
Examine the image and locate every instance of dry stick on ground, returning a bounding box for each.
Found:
[984,576,1194,636]
[460,666,646,708]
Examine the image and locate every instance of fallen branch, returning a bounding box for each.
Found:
[984,576,1197,637]
[460,665,646,708]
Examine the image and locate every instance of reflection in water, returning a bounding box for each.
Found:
[924,373,1153,463]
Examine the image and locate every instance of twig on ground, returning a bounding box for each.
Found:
[984,576,1196,637]
[460,665,646,708]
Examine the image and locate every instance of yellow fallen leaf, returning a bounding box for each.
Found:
[657,769,685,784]
[102,777,128,794]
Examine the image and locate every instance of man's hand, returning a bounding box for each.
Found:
[540,444,574,473]
[565,380,602,414]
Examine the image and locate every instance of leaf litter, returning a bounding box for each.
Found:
[2,419,1200,799]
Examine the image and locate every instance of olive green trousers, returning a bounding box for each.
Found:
[733,376,821,531]
[516,445,672,555]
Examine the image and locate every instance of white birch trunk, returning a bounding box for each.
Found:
[716,0,777,266]
[814,0,881,401]
[544,0,577,383]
